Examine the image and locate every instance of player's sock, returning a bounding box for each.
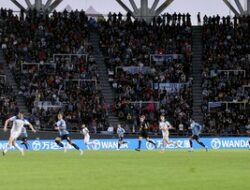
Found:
[148,140,156,146]
[3,144,11,154]
[189,140,193,148]
[22,139,28,150]
[55,140,64,148]
[13,143,23,153]
[174,141,179,147]
[71,143,80,150]
[197,141,206,148]
[24,143,28,150]
[63,143,69,152]
[118,142,121,149]
[161,141,165,150]
[248,140,250,146]
[138,140,141,149]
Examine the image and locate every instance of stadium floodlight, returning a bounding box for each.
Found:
[116,0,174,23]
[222,0,250,15]
[10,0,63,13]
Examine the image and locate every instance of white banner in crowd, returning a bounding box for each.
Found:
[122,66,151,74]
[153,83,189,92]
[208,102,222,108]
[150,54,183,64]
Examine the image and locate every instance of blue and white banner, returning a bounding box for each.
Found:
[122,66,151,74]
[153,83,188,92]
[0,137,249,151]
[208,101,222,108]
[151,54,183,64]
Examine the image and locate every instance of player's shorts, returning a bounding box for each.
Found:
[10,130,22,140]
[19,133,28,139]
[139,131,149,139]
[59,134,70,141]
[18,136,28,141]
[84,135,90,144]
[191,135,199,140]
[118,136,124,142]
[162,135,170,143]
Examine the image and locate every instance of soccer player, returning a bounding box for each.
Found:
[117,124,127,150]
[189,119,208,151]
[54,113,83,155]
[246,125,250,149]
[19,126,29,150]
[159,115,179,151]
[2,112,36,156]
[135,115,157,151]
[248,137,250,149]
[80,124,96,147]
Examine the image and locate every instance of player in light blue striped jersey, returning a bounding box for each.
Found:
[189,119,208,151]
[117,124,127,150]
[246,124,250,149]
[54,113,83,155]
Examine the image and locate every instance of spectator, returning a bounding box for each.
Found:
[202,15,250,134]
[0,10,108,131]
[98,14,192,133]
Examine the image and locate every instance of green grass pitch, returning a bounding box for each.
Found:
[0,150,249,190]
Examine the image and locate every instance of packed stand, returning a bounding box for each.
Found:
[0,9,108,131]
[0,69,18,126]
[99,14,193,133]
[202,15,250,134]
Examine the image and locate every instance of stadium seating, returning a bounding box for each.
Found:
[0,73,17,125]
[0,8,249,135]
[0,9,108,131]
[202,16,250,134]
[99,16,192,132]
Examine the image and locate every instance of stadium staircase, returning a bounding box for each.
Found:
[191,26,203,124]
[0,49,29,114]
[89,31,120,127]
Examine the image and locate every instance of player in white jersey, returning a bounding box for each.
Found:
[159,115,179,151]
[80,124,96,147]
[2,112,36,156]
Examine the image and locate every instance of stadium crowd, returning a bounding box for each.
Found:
[99,15,193,132]
[0,7,249,135]
[202,15,250,134]
[0,9,108,132]
[0,70,17,126]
